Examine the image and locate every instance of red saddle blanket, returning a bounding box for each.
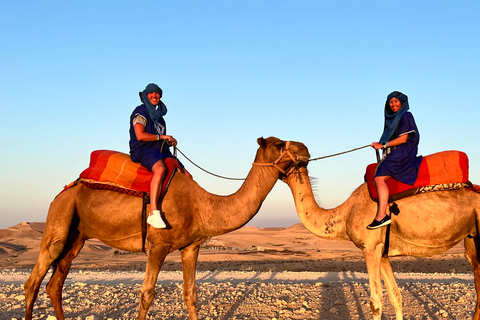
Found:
[365,150,469,202]
[79,150,184,195]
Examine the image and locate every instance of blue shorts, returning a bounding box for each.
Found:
[137,149,173,171]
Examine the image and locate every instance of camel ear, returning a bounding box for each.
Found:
[257,137,267,148]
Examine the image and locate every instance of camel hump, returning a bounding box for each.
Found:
[366,150,469,202]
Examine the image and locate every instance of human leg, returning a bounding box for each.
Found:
[150,160,166,212]
[367,176,391,229]
[374,176,390,221]
[147,160,167,228]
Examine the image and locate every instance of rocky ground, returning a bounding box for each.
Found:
[1,269,477,320]
[1,223,477,319]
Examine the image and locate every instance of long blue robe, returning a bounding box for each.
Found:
[375,112,423,185]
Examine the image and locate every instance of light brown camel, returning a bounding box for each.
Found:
[284,165,480,320]
[24,137,310,320]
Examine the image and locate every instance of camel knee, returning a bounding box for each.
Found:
[140,288,156,309]
[46,278,63,298]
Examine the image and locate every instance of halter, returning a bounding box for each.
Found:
[252,141,302,175]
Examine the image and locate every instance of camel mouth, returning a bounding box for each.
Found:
[297,155,310,161]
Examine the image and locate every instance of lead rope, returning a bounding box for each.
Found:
[307,144,371,162]
[174,147,246,181]
[174,143,372,181]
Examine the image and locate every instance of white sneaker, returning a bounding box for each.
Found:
[147,210,167,228]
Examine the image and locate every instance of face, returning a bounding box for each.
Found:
[389,97,402,113]
[147,91,161,105]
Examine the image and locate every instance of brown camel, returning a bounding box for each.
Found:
[24,137,310,320]
[284,165,480,320]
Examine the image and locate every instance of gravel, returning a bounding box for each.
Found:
[0,269,477,319]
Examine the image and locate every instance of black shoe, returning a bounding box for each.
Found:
[366,215,391,230]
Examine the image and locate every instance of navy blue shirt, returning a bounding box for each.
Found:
[129,104,173,163]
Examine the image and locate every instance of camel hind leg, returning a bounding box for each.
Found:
[46,227,86,320]
[24,251,55,320]
[24,189,77,320]
[465,235,480,320]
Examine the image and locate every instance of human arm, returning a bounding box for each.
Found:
[371,112,418,150]
[371,135,408,150]
[133,123,177,146]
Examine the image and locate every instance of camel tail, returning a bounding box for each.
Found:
[43,187,80,260]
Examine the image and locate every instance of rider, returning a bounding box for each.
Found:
[367,91,423,230]
[129,83,192,228]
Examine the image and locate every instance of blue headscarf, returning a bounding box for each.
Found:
[379,91,409,143]
[138,83,168,122]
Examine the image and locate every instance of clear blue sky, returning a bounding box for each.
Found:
[1,1,479,229]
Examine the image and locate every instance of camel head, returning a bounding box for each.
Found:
[255,137,310,179]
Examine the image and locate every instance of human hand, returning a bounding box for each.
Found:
[371,142,384,150]
[163,135,178,146]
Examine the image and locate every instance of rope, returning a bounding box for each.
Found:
[175,147,246,181]
[174,144,371,181]
[308,144,370,162]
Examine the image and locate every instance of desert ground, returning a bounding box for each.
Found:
[0,222,476,319]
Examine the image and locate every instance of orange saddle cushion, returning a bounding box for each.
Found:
[365,150,469,202]
[79,150,184,195]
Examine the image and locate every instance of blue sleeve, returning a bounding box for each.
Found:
[397,112,418,138]
[131,105,149,123]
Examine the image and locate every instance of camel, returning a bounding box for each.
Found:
[284,164,480,320]
[24,136,310,320]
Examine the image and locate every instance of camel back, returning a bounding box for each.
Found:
[365,150,469,202]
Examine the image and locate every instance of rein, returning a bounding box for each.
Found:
[175,143,371,181]
[175,140,301,181]
[174,148,245,181]
[308,144,370,162]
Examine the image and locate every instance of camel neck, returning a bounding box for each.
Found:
[201,165,280,236]
[286,168,349,240]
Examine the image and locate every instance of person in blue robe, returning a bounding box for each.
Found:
[367,91,423,230]
[129,83,192,228]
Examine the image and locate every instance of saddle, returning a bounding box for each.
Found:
[78,150,185,197]
[365,150,469,202]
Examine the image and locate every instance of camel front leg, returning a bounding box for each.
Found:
[137,244,170,320]
[380,257,403,320]
[465,236,480,320]
[180,240,204,320]
[363,243,385,320]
